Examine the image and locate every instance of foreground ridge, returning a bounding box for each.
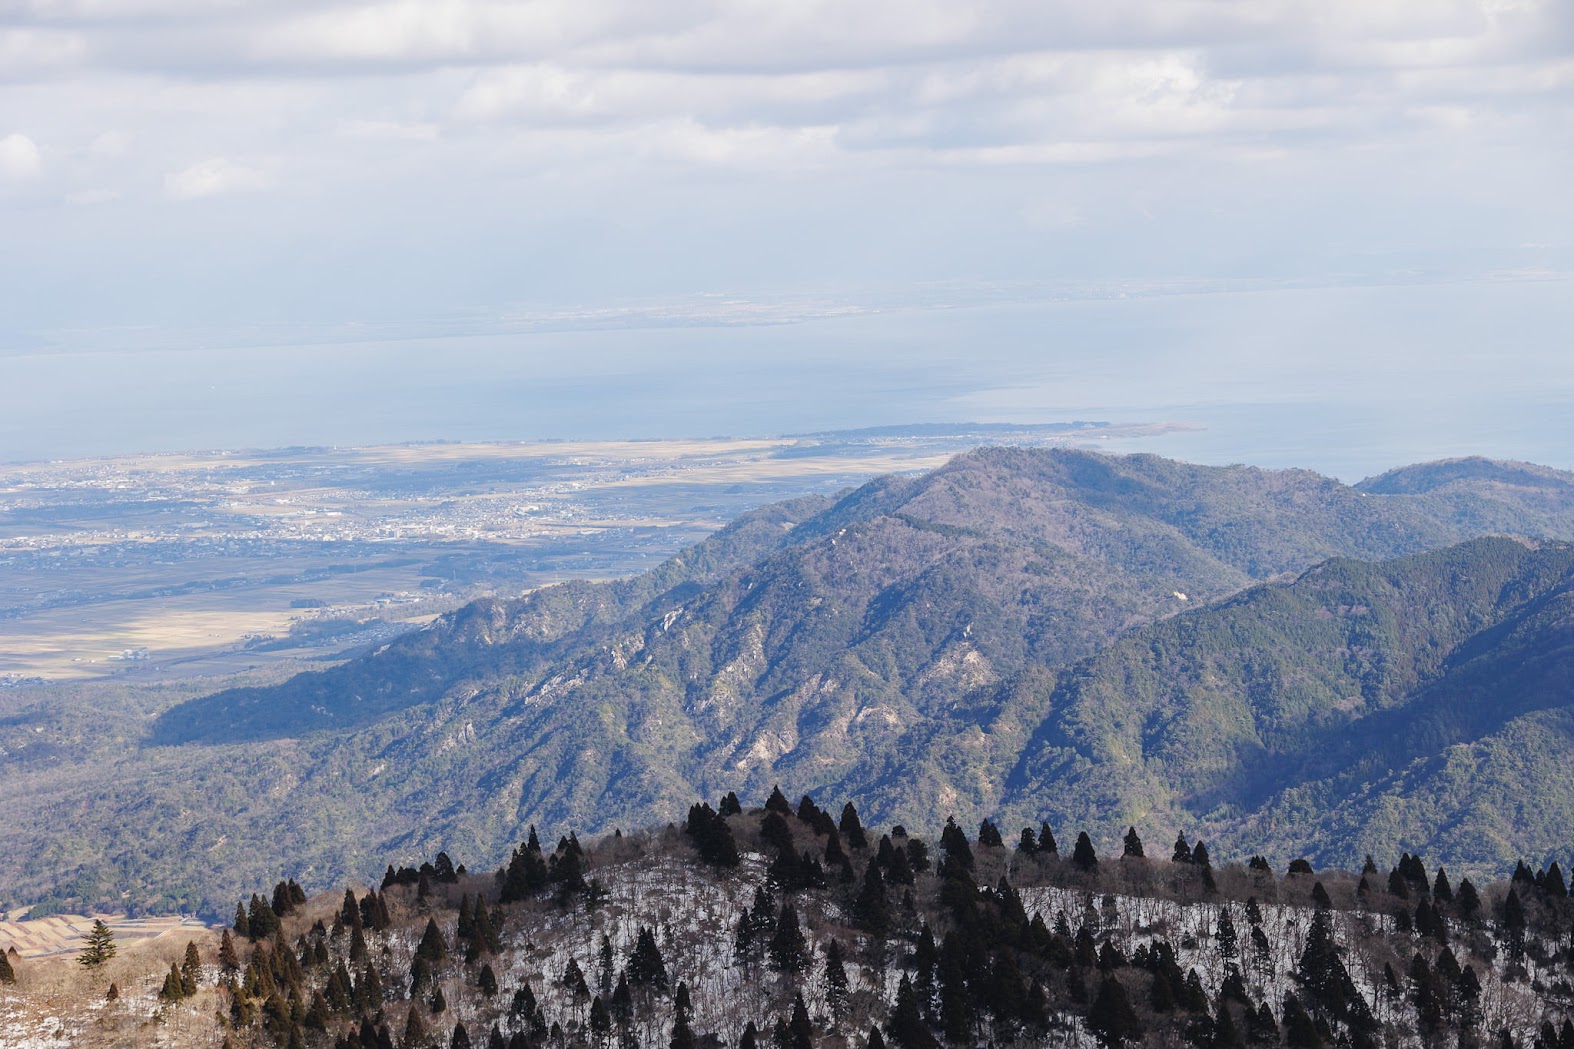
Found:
[6,792,1574,1049]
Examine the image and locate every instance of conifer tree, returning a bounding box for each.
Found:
[977,819,1003,848]
[159,961,186,1002]
[770,904,809,973]
[598,934,615,996]
[1296,909,1371,1028]
[590,995,612,1045]
[1087,976,1143,1048]
[233,901,250,939]
[939,818,974,872]
[248,894,280,941]
[79,919,116,969]
[416,917,448,964]
[1018,828,1039,854]
[1037,822,1058,856]
[1216,908,1239,961]
[824,939,849,1019]
[479,963,499,997]
[629,927,670,992]
[766,786,792,814]
[1073,832,1099,871]
[854,860,890,936]
[219,928,240,975]
[402,1004,428,1047]
[1504,888,1527,957]
[887,974,939,1049]
[180,941,201,995]
[1173,834,1192,863]
[788,994,814,1049]
[1123,827,1144,858]
[840,803,868,850]
[1457,878,1482,921]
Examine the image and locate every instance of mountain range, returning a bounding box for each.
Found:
[7,448,1574,916]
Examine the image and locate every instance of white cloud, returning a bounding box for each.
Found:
[88,129,131,156]
[65,187,120,204]
[163,157,271,199]
[0,133,43,178]
[0,28,87,79]
[336,119,439,140]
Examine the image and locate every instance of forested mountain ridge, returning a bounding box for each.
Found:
[99,449,1574,915]
[11,796,1574,1049]
[998,536,1574,865]
[153,450,1574,750]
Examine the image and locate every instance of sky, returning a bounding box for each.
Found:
[1,0,1571,471]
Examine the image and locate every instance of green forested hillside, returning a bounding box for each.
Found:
[998,537,1574,862]
[7,448,1574,917]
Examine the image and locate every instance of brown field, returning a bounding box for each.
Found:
[0,910,212,961]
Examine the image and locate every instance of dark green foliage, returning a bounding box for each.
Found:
[887,974,939,1049]
[1087,976,1143,1048]
[824,939,849,1019]
[628,927,669,992]
[415,917,447,964]
[1297,910,1372,1030]
[840,803,868,850]
[770,905,809,973]
[1122,827,1143,858]
[1072,833,1098,871]
[853,860,890,936]
[78,919,116,968]
[685,803,741,868]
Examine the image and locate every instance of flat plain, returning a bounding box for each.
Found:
[0,423,1184,683]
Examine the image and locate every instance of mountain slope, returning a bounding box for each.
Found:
[998,537,1574,855]
[119,450,1574,904]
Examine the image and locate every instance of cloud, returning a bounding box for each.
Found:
[0,0,1568,345]
[0,133,43,178]
[163,157,271,199]
[65,187,121,204]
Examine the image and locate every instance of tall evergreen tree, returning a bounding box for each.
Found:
[79,919,116,969]
[416,917,448,964]
[853,861,890,936]
[843,800,868,850]
[824,940,850,1019]
[1073,832,1099,871]
[628,927,670,993]
[1087,976,1144,1048]
[1123,827,1145,858]
[770,905,809,973]
[887,974,939,1049]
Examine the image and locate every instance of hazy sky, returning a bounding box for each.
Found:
[1,0,1571,466]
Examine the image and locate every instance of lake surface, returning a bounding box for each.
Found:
[3,276,1570,481]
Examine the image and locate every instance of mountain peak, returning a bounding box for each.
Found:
[1356,455,1574,495]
